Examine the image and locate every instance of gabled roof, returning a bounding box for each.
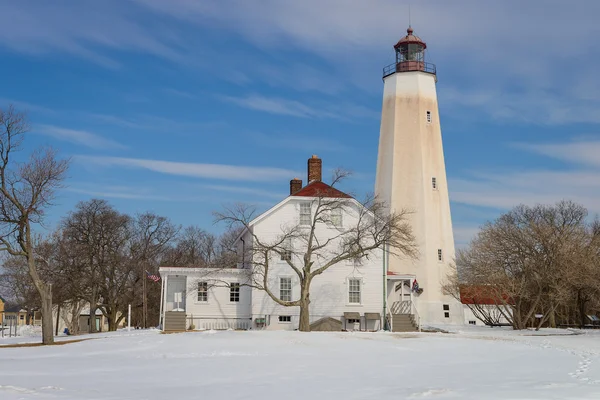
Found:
[4,305,26,313]
[0,294,5,303]
[291,181,352,199]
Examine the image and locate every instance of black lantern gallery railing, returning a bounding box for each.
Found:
[382,61,437,79]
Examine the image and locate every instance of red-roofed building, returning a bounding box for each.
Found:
[459,285,513,326]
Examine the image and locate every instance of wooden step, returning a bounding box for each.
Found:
[164,311,187,332]
[391,314,418,332]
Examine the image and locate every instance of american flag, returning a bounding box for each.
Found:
[146,270,160,282]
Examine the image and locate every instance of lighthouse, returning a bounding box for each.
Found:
[375,27,463,326]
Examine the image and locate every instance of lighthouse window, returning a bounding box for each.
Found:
[437,249,443,261]
[432,177,437,189]
[426,111,432,123]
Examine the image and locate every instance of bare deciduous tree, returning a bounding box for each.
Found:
[450,201,592,330]
[214,171,416,332]
[0,106,69,344]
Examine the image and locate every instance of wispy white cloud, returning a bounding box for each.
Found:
[450,169,600,214]
[0,2,186,68]
[76,156,300,182]
[220,94,335,119]
[35,125,126,150]
[440,86,600,126]
[0,98,55,115]
[197,184,286,200]
[515,141,600,168]
[248,132,350,153]
[66,187,175,201]
[453,226,481,248]
[220,94,377,121]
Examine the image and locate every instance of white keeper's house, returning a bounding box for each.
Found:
[159,155,389,332]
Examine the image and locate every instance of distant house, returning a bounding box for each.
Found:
[3,305,28,326]
[53,303,117,334]
[159,155,386,332]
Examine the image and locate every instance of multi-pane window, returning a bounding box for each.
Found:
[432,177,437,189]
[469,320,476,325]
[230,283,240,302]
[348,279,361,304]
[331,208,342,227]
[438,249,443,261]
[300,202,311,226]
[197,282,208,302]
[426,111,432,123]
[280,277,292,301]
[279,316,291,323]
[281,238,292,261]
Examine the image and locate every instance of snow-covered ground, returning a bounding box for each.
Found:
[2,326,600,399]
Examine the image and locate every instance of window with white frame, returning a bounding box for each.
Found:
[426,111,432,123]
[438,248,443,262]
[197,281,208,302]
[348,279,361,304]
[280,238,292,261]
[279,315,291,323]
[230,283,240,302]
[299,202,311,226]
[330,208,342,228]
[432,177,437,190]
[280,277,292,301]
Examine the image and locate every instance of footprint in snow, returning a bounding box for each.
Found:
[409,388,453,397]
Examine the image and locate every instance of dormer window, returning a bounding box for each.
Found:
[300,202,311,226]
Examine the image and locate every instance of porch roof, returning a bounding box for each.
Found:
[386,272,415,280]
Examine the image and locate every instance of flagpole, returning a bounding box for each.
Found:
[143,269,147,329]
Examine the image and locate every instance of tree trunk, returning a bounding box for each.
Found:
[548,304,556,328]
[108,306,119,331]
[89,288,99,333]
[40,284,54,345]
[89,303,98,334]
[298,278,311,332]
[55,303,61,336]
[578,289,586,329]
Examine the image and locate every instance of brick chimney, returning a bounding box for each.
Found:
[290,178,302,195]
[307,155,322,183]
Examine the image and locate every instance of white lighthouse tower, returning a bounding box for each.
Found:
[375,27,463,327]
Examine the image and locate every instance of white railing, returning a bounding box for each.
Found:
[411,301,421,332]
[391,300,411,314]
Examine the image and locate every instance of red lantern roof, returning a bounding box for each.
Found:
[394,27,427,50]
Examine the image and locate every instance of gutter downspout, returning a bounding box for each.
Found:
[240,237,245,268]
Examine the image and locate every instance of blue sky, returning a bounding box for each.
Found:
[1,0,599,246]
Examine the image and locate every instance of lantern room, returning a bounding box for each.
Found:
[383,26,436,79]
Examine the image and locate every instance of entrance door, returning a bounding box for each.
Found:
[166,276,187,312]
[393,279,413,314]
